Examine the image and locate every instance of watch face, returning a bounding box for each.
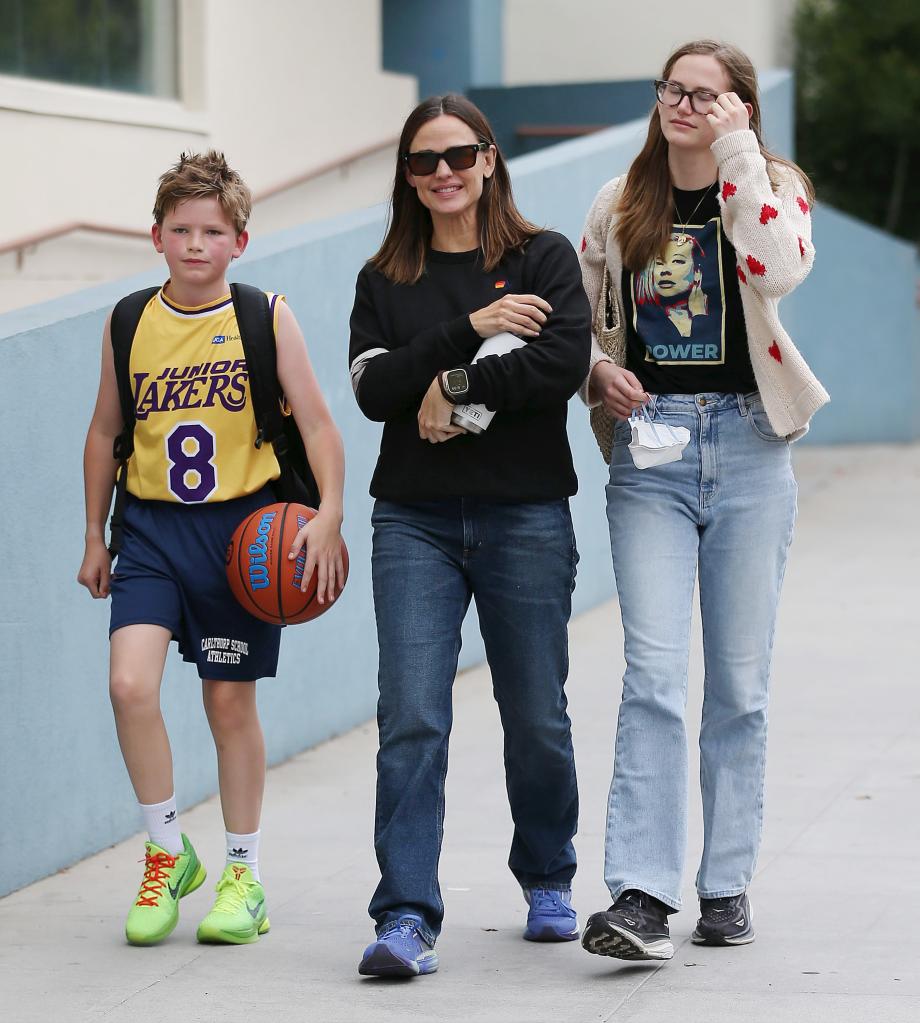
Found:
[446,369,468,394]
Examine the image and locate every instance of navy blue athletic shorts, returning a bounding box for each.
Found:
[110,487,281,681]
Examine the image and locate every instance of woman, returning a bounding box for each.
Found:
[348,94,591,977]
[578,41,828,962]
[637,233,709,340]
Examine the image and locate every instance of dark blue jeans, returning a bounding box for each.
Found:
[369,498,580,943]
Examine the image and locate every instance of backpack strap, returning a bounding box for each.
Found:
[110,287,160,456]
[230,283,320,507]
[107,286,160,556]
[229,283,285,451]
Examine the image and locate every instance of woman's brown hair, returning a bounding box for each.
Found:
[371,94,540,284]
[616,40,815,272]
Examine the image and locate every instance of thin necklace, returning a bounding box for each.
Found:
[673,182,716,246]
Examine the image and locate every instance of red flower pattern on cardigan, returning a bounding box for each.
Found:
[577,130,829,437]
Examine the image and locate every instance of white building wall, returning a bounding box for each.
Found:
[0,0,415,246]
[502,0,798,84]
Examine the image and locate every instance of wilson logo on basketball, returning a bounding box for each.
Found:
[227,502,349,625]
[248,511,276,590]
[291,514,309,589]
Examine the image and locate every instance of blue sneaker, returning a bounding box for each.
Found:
[523,888,579,942]
[358,915,439,977]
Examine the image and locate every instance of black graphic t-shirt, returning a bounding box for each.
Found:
[622,184,755,394]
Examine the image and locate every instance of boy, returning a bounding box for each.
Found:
[77,151,345,946]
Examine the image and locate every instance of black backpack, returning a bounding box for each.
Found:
[108,282,319,555]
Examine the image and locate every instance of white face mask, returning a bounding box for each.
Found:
[628,404,690,469]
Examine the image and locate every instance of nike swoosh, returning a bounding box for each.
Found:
[247,899,264,919]
[168,859,194,900]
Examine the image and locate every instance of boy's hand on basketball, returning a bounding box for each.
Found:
[418,376,467,444]
[287,510,345,605]
[77,537,112,598]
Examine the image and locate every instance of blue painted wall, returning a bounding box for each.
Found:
[782,206,919,443]
[1,71,916,896]
[469,79,654,157]
[383,0,503,98]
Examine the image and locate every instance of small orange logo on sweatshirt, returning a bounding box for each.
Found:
[494,280,507,289]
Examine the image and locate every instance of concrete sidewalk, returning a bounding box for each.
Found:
[2,445,918,1023]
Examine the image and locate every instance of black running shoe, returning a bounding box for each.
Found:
[581,889,674,961]
[691,892,754,946]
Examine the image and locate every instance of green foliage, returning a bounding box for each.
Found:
[794,0,920,243]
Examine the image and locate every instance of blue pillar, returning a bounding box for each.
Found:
[383,0,504,99]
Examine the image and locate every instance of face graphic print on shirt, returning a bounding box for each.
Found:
[631,215,727,365]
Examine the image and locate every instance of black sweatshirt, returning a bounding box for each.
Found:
[348,230,591,502]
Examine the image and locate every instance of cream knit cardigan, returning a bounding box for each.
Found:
[578,129,829,440]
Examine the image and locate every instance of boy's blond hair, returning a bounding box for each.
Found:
[153,150,252,235]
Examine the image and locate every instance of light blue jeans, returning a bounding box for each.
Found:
[604,392,797,909]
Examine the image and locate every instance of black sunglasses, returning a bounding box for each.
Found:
[402,142,491,176]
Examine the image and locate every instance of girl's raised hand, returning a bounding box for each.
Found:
[706,92,752,138]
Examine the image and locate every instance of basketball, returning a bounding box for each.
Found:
[225,502,348,625]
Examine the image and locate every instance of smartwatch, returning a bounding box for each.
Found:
[439,367,470,404]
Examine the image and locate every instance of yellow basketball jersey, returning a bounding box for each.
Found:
[125,286,283,503]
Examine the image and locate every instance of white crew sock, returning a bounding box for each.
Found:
[140,794,183,855]
[226,830,261,881]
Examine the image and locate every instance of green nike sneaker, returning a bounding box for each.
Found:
[124,834,206,946]
[196,864,270,945]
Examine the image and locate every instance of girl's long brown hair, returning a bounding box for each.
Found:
[371,94,540,284]
[617,40,816,272]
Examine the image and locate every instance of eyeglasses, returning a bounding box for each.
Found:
[402,142,491,176]
[654,79,719,115]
